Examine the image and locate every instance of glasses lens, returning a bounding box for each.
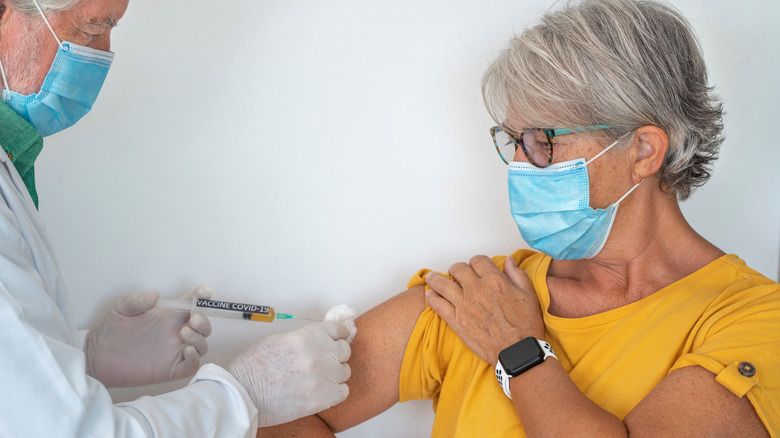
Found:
[521,129,553,167]
[492,128,518,164]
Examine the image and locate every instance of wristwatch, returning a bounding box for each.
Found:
[495,337,557,399]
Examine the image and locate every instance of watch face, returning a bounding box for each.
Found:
[498,337,544,376]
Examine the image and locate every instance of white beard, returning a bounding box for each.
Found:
[0,16,51,95]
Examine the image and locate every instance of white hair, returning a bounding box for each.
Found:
[0,0,80,92]
[8,0,81,15]
[482,0,724,200]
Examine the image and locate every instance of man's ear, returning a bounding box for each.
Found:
[0,0,11,26]
[630,125,668,184]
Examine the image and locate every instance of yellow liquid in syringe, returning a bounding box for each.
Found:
[195,298,277,321]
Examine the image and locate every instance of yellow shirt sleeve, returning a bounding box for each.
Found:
[668,256,780,432]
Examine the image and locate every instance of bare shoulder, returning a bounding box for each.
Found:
[357,285,427,347]
[624,365,769,437]
[318,286,427,432]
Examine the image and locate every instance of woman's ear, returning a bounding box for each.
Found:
[631,125,668,184]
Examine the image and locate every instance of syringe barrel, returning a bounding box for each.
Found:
[194,298,276,322]
[157,298,193,312]
[158,297,277,322]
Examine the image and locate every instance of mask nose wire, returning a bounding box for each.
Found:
[31,0,64,50]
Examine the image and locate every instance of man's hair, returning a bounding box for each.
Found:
[482,0,724,200]
[8,0,81,15]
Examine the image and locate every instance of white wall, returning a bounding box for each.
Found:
[35,0,779,436]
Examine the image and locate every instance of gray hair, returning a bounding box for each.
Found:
[482,0,724,200]
[8,0,81,15]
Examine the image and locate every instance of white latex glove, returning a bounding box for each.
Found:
[85,283,214,387]
[228,321,353,427]
[324,304,357,343]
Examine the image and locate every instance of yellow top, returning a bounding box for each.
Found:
[398,250,780,437]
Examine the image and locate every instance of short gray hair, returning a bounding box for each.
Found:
[8,0,81,15]
[482,0,724,200]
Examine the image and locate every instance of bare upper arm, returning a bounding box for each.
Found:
[260,286,427,437]
[314,286,427,432]
[624,365,768,437]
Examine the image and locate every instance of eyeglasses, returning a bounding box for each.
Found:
[490,125,611,167]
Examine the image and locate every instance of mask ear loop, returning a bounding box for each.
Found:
[0,58,9,97]
[584,132,643,205]
[31,0,64,50]
[584,129,639,166]
[1,0,62,99]
[585,138,620,166]
[614,179,642,205]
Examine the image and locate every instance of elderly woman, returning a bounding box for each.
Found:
[263,0,779,436]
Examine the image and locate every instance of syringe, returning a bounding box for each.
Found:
[158,297,318,322]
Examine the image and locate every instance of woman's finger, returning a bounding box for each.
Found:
[425,271,463,306]
[425,288,455,323]
[448,261,480,287]
[504,256,532,289]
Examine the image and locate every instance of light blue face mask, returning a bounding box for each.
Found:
[508,140,641,260]
[0,0,114,137]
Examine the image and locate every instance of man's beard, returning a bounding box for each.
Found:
[0,16,52,95]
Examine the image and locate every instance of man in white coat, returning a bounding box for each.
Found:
[0,0,353,436]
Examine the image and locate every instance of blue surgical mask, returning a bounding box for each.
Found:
[508,140,641,260]
[0,0,114,137]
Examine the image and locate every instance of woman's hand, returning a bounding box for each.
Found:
[425,255,545,366]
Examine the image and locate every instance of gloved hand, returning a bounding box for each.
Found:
[84,283,214,387]
[228,321,353,427]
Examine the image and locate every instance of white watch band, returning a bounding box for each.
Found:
[538,339,556,360]
[495,339,557,399]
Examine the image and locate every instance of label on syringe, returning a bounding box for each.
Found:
[195,298,274,321]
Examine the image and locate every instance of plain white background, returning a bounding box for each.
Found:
[36,0,778,436]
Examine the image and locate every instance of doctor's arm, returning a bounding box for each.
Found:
[259,285,427,436]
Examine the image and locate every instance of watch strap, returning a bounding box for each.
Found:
[538,339,556,361]
[495,339,557,399]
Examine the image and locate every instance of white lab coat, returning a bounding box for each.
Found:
[0,151,258,437]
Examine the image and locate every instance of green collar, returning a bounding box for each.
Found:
[0,101,43,208]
